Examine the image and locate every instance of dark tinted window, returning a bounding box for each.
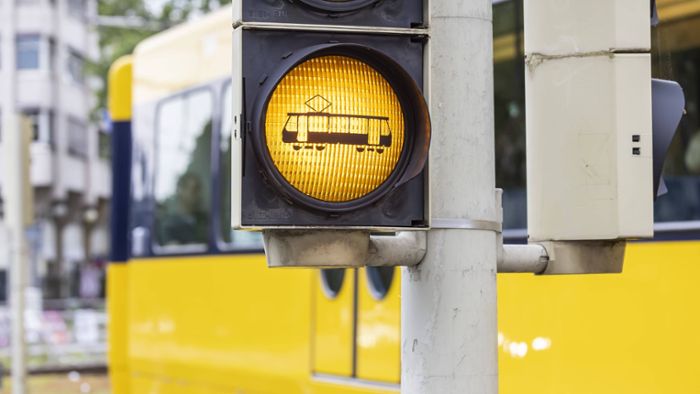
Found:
[67,50,85,85]
[67,117,87,157]
[651,17,700,223]
[154,89,213,249]
[321,269,346,299]
[367,266,394,300]
[22,109,40,141]
[493,0,527,230]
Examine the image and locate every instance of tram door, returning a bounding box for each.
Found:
[313,269,355,377]
[356,267,400,383]
[367,119,380,146]
[312,268,401,384]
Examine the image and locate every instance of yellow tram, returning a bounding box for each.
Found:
[107,3,700,393]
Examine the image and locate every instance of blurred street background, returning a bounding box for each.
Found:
[2,373,109,394]
[0,0,230,391]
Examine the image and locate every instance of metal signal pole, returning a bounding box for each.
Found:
[402,0,498,392]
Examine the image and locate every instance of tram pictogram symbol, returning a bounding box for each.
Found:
[281,95,393,154]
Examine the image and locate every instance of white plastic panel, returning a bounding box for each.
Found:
[524,0,650,55]
[526,54,653,241]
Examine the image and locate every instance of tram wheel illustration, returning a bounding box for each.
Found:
[316,145,325,151]
[357,147,366,153]
[376,148,384,154]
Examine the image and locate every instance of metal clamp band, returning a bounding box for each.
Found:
[233,21,430,37]
[431,218,502,233]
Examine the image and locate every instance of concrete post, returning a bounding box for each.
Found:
[401,0,498,393]
[1,1,29,392]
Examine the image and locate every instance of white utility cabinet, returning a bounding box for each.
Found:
[525,0,653,242]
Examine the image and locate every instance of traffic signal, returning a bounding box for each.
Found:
[235,0,422,27]
[232,1,430,230]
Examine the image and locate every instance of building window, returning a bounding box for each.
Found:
[18,109,53,145]
[67,50,84,84]
[21,109,40,140]
[16,35,41,70]
[68,118,87,157]
[98,130,111,160]
[49,38,56,75]
[67,0,86,19]
[47,110,55,146]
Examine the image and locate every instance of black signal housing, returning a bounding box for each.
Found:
[233,1,430,230]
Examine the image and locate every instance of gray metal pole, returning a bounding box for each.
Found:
[1,1,28,392]
[402,0,498,392]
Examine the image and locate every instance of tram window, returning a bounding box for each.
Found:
[308,115,327,133]
[298,115,309,143]
[493,0,527,231]
[367,119,381,146]
[348,117,363,135]
[220,83,263,249]
[154,89,213,250]
[366,266,394,300]
[381,120,391,136]
[284,116,299,132]
[328,116,341,134]
[321,269,346,299]
[651,18,700,223]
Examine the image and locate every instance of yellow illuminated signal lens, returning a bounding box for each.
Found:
[265,55,405,203]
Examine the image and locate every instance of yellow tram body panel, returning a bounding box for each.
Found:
[110,241,700,393]
[127,255,312,393]
[107,4,700,393]
[107,263,130,394]
[499,241,700,393]
[123,256,400,394]
[131,8,232,107]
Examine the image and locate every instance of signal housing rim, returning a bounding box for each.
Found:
[251,43,430,213]
[295,0,380,13]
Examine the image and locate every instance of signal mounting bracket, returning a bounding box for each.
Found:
[263,230,427,268]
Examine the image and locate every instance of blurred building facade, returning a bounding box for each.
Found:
[0,0,110,300]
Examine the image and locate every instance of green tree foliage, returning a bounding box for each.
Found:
[92,0,232,119]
